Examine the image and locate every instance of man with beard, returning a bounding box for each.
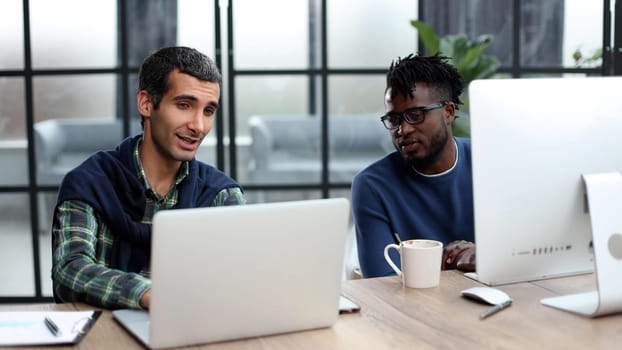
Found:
[351,54,475,278]
[51,47,245,309]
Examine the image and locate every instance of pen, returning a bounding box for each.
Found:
[44,316,61,337]
[480,300,512,320]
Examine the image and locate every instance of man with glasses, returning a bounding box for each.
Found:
[351,54,475,278]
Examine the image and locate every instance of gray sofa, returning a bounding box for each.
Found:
[34,118,142,232]
[248,114,393,184]
[34,118,142,186]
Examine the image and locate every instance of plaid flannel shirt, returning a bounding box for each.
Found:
[52,138,245,309]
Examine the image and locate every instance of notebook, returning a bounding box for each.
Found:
[0,311,100,346]
[113,198,351,349]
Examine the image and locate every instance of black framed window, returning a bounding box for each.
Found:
[422,0,608,76]
[229,0,415,203]
[0,0,618,303]
[0,0,218,303]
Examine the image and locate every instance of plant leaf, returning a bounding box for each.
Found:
[410,20,440,54]
[456,36,491,70]
[409,21,501,137]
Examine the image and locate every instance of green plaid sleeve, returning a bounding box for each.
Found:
[212,186,246,206]
[51,200,151,309]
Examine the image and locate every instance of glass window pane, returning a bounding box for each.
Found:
[329,75,385,115]
[235,75,309,136]
[194,138,217,170]
[520,0,603,68]
[560,0,604,68]
[39,191,56,297]
[0,193,34,296]
[0,2,24,69]
[328,0,417,68]
[233,0,309,69]
[125,0,179,67]
[0,78,27,186]
[244,190,322,204]
[328,76,392,184]
[30,0,117,69]
[330,188,352,202]
[33,75,116,122]
[422,0,513,67]
[237,75,312,185]
[0,77,26,140]
[126,73,141,126]
[33,75,119,185]
[177,0,216,58]
[520,0,565,67]
[327,114,393,184]
[0,141,28,187]
[246,113,321,185]
[33,117,133,186]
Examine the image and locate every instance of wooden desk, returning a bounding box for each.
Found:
[342,271,620,349]
[2,271,620,349]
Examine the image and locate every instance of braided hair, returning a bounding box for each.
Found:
[386,53,464,109]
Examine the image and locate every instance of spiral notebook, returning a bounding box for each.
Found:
[0,310,101,346]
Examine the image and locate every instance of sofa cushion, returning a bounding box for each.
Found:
[248,114,393,184]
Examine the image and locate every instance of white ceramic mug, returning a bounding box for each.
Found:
[384,239,443,288]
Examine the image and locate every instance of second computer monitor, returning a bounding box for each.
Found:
[468,76,622,285]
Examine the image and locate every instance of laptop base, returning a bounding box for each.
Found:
[114,296,358,348]
[112,310,149,346]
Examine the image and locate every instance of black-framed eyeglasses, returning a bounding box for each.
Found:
[380,101,449,130]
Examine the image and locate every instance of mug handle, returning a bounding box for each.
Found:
[383,243,402,276]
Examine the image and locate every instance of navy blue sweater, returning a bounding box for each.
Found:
[351,137,474,277]
[55,135,240,272]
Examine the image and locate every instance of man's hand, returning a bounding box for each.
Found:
[139,289,151,309]
[442,240,476,272]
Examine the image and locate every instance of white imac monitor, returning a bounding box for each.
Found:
[468,76,622,291]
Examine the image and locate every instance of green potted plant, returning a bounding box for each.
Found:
[411,20,500,137]
[572,47,602,68]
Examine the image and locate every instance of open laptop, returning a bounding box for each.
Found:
[113,198,351,349]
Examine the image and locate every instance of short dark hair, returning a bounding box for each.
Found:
[138,46,222,109]
[386,53,464,109]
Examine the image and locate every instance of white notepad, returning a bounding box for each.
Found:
[0,310,100,346]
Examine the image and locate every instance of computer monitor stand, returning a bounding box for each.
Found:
[541,172,622,317]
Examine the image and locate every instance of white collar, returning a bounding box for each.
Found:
[412,138,458,177]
